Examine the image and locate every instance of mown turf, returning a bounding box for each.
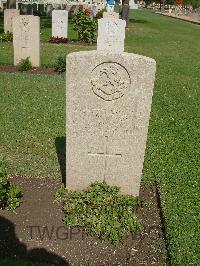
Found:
[0,10,199,265]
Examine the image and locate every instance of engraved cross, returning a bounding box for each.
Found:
[88,136,122,180]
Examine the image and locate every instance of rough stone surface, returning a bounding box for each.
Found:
[52,10,68,38]
[13,15,40,67]
[4,9,20,33]
[103,12,119,19]
[66,51,156,196]
[97,18,126,52]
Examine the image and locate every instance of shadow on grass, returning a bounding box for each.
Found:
[55,136,66,186]
[0,216,69,265]
[129,18,148,24]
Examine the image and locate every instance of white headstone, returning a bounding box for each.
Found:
[97,18,126,52]
[129,0,138,9]
[52,10,68,38]
[66,51,156,196]
[4,9,20,33]
[13,15,40,67]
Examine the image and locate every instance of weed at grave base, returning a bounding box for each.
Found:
[54,181,142,245]
[18,57,32,72]
[0,160,22,210]
[54,56,66,73]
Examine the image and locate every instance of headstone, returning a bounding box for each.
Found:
[129,0,138,9]
[4,9,20,33]
[103,12,119,19]
[52,10,68,38]
[66,51,156,196]
[13,15,40,67]
[97,18,126,52]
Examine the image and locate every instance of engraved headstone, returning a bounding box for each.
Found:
[66,51,156,196]
[103,12,119,19]
[13,15,40,67]
[52,10,68,38]
[4,9,20,33]
[97,18,126,52]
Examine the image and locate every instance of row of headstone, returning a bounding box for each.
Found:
[66,14,156,196]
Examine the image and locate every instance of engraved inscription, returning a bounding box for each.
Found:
[88,136,122,180]
[91,62,131,101]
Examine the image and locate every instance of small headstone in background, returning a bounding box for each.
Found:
[52,10,68,38]
[4,9,20,33]
[97,18,126,52]
[103,12,119,19]
[13,15,40,67]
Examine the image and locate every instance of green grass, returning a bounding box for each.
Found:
[0,73,65,177]
[0,10,200,265]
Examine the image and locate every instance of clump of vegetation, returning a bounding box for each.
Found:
[0,31,13,42]
[0,160,22,210]
[54,181,141,244]
[18,57,32,72]
[72,7,97,43]
[54,56,66,73]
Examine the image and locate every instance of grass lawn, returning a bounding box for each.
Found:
[0,9,200,265]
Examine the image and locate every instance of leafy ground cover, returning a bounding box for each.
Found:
[0,9,199,265]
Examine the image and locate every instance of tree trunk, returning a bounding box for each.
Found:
[7,0,16,9]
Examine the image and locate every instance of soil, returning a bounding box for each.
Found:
[0,65,58,75]
[0,177,168,266]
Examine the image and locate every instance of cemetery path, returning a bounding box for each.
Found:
[0,65,58,75]
[158,12,200,25]
[0,177,167,266]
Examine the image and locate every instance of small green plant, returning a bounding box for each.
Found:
[54,56,66,73]
[0,31,13,42]
[0,160,22,210]
[18,57,32,72]
[72,7,97,43]
[54,181,141,244]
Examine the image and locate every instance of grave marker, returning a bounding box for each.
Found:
[66,50,156,196]
[52,10,68,38]
[13,15,40,67]
[97,18,126,52]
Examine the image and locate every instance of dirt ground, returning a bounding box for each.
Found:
[0,177,168,266]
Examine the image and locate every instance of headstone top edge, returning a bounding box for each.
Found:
[66,51,156,64]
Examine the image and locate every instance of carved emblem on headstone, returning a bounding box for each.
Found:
[91,62,131,101]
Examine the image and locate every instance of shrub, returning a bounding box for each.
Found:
[0,31,13,42]
[0,160,22,210]
[18,57,32,72]
[72,7,97,43]
[54,56,66,73]
[54,181,141,244]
